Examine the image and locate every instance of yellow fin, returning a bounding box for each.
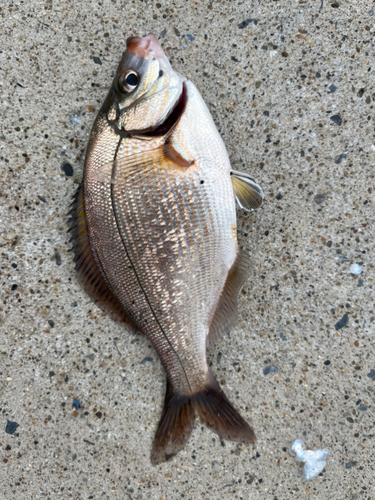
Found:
[231,170,264,211]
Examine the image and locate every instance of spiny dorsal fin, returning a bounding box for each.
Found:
[231,170,264,211]
[68,183,137,330]
[208,250,252,344]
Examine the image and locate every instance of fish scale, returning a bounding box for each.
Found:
[70,34,263,464]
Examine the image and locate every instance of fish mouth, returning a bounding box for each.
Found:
[124,83,187,138]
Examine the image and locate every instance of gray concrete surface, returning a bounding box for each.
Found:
[1,0,374,498]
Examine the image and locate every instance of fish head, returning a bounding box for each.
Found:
[106,34,184,134]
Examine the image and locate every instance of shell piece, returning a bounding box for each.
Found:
[291,439,329,480]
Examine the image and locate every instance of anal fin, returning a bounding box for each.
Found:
[208,250,252,343]
[68,183,137,330]
[231,170,264,211]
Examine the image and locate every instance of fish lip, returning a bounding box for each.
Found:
[122,82,188,138]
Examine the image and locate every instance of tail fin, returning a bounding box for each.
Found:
[151,371,255,465]
[195,370,256,444]
[151,382,195,465]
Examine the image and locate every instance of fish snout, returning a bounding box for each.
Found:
[126,33,165,60]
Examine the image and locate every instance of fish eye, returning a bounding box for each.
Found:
[118,70,139,93]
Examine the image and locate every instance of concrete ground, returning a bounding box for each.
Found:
[1,0,374,498]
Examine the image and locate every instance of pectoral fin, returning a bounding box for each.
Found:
[230,170,264,211]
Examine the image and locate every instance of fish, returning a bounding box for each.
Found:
[68,33,264,465]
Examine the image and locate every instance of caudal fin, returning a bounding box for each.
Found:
[195,370,256,444]
[151,371,255,465]
[151,382,195,465]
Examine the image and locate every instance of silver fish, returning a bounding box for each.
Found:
[69,34,264,464]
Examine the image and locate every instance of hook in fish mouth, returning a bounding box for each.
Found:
[123,83,187,138]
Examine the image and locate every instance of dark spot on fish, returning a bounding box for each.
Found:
[61,162,74,176]
[159,70,164,78]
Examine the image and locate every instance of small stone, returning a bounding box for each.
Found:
[358,403,368,411]
[61,162,74,176]
[334,314,348,331]
[93,56,102,65]
[263,365,278,375]
[279,332,287,341]
[345,461,357,469]
[174,27,180,36]
[139,357,153,365]
[314,193,326,204]
[86,354,95,361]
[324,360,331,366]
[5,420,19,435]
[186,34,195,42]
[237,19,257,29]
[55,252,62,266]
[357,279,364,287]
[334,152,348,164]
[328,84,337,94]
[159,28,166,39]
[48,320,55,328]
[282,51,288,57]
[73,399,81,409]
[367,369,375,381]
[276,193,283,200]
[330,114,342,126]
[95,411,102,418]
[11,284,18,291]
[38,195,47,203]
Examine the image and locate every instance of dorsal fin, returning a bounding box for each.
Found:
[68,183,137,330]
[208,250,252,344]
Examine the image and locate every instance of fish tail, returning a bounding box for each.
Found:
[194,369,256,445]
[151,371,255,465]
[151,381,195,465]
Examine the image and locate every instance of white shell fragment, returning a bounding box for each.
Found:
[350,264,362,275]
[291,440,329,480]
